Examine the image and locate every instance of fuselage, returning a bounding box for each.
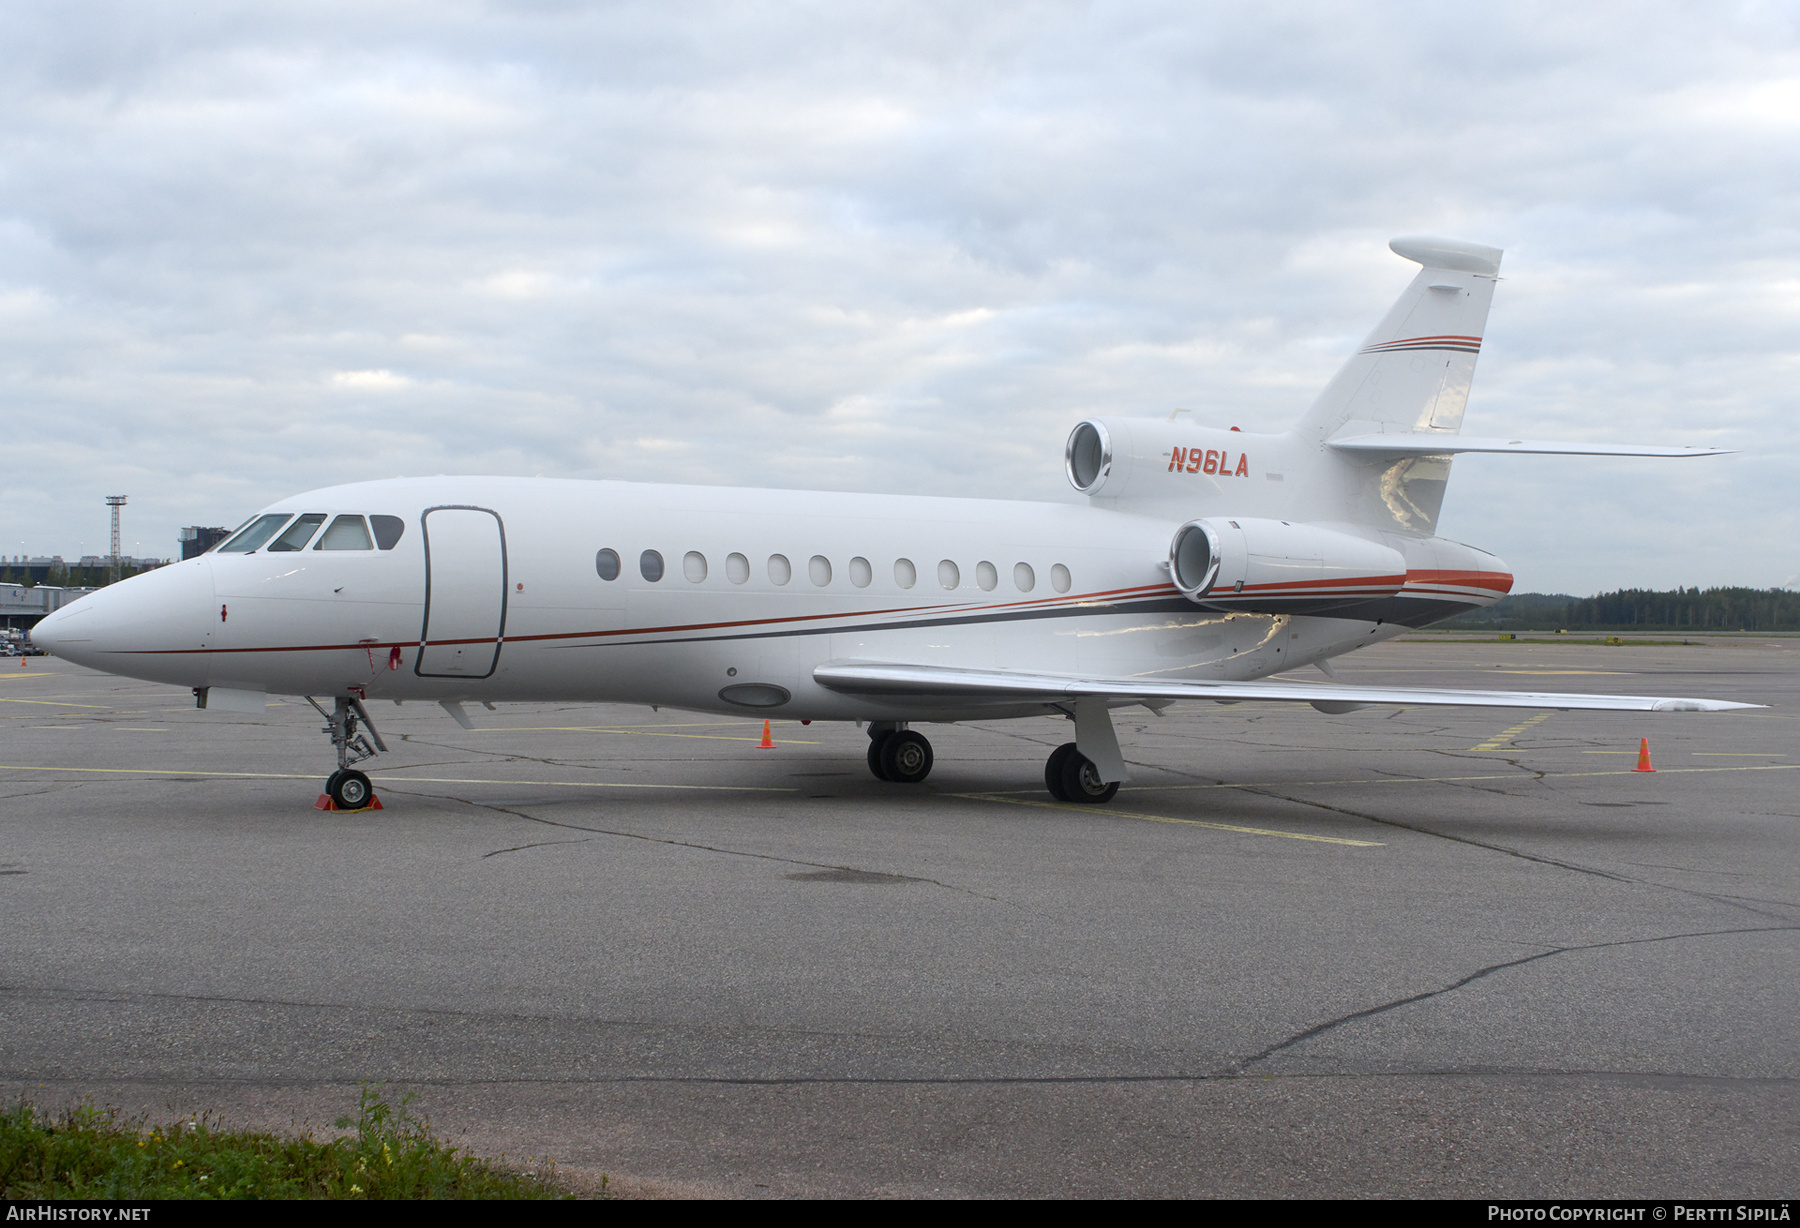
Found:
[33,474,1510,722]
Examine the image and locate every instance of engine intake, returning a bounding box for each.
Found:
[1066,421,1113,492]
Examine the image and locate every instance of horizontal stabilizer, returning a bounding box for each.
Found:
[1328,434,1734,459]
[815,662,1759,714]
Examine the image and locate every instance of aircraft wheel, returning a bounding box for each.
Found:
[330,768,374,811]
[324,769,345,799]
[879,730,933,784]
[1044,742,1076,802]
[866,734,893,781]
[1058,749,1119,805]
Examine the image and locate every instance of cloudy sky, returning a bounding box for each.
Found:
[2,1,1796,592]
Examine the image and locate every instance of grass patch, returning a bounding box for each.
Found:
[0,1085,578,1200]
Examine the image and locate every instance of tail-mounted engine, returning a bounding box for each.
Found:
[1067,418,1270,499]
[1169,518,1407,614]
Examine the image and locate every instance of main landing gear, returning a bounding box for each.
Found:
[862,723,1119,804]
[307,695,389,811]
[1043,742,1119,805]
[865,722,934,784]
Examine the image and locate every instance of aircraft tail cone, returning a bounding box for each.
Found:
[1634,737,1656,772]
[757,719,776,749]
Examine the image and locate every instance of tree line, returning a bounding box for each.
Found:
[0,562,162,588]
[1444,587,1800,632]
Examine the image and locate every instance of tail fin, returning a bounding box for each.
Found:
[1296,236,1503,444]
[1296,236,1503,533]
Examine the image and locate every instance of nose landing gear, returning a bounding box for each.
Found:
[307,696,388,811]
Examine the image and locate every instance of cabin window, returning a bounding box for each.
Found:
[727,552,750,584]
[975,561,998,592]
[683,551,708,583]
[596,548,621,581]
[808,555,832,586]
[217,514,292,554]
[849,556,872,588]
[768,554,792,585]
[1051,563,1072,593]
[314,515,374,550]
[938,560,960,590]
[640,550,664,582]
[371,516,406,550]
[1014,562,1035,592]
[894,558,916,589]
[267,514,327,552]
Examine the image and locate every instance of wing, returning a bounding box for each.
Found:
[1327,434,1732,458]
[813,661,1760,714]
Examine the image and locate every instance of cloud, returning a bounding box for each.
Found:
[1,0,1797,591]
[330,369,413,389]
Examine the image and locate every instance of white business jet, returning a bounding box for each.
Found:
[33,236,1754,811]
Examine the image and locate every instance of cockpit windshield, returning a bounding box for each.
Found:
[216,514,293,553]
[213,511,407,554]
[266,513,328,552]
[314,515,373,550]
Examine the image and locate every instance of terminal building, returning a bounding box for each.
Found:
[180,526,231,559]
[2,556,72,584]
[1,583,97,636]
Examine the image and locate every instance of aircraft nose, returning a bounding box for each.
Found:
[31,557,215,678]
[29,597,92,658]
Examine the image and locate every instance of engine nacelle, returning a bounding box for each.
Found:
[1066,417,1274,499]
[1169,518,1407,613]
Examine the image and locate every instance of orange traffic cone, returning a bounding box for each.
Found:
[1634,737,1655,773]
[757,719,776,749]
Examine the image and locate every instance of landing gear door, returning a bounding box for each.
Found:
[417,506,507,679]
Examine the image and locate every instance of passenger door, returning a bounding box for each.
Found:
[416,506,507,678]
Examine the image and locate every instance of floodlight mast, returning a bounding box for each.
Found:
[106,495,126,582]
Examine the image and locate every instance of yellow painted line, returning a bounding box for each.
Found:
[1106,762,1800,794]
[1469,710,1554,751]
[577,720,783,729]
[1490,669,1634,676]
[1693,753,1785,757]
[0,672,56,680]
[0,697,112,708]
[0,765,341,781]
[24,725,79,729]
[375,774,795,793]
[478,726,821,744]
[958,792,1382,847]
[0,764,793,792]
